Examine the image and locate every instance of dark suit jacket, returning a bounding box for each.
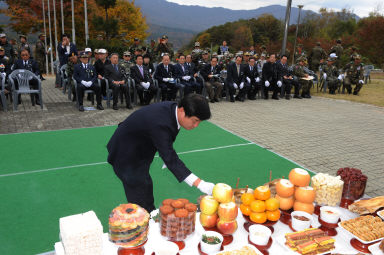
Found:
[200,64,222,82]
[226,62,245,85]
[94,59,111,77]
[104,63,125,85]
[185,62,197,76]
[154,63,176,81]
[12,59,40,76]
[262,61,278,82]
[276,61,292,81]
[73,63,97,84]
[58,42,77,66]
[174,63,190,79]
[130,65,153,85]
[244,64,259,82]
[107,101,191,182]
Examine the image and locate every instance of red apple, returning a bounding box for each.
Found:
[212,183,233,203]
[199,213,218,228]
[218,202,238,221]
[200,195,219,215]
[216,219,238,235]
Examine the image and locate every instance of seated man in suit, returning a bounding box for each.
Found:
[154,54,178,101]
[130,55,157,105]
[11,49,41,105]
[244,56,261,100]
[277,55,300,99]
[94,48,111,97]
[262,54,279,100]
[143,54,155,76]
[200,56,223,103]
[174,54,201,96]
[73,52,103,111]
[0,46,12,95]
[226,55,246,102]
[104,53,128,110]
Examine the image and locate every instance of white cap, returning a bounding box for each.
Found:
[85,48,92,52]
[0,33,6,37]
[330,53,337,58]
[98,48,107,54]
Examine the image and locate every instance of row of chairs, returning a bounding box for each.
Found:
[1,70,43,111]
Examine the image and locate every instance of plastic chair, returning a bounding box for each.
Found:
[364,65,374,84]
[99,78,111,108]
[0,73,7,111]
[60,64,68,94]
[72,78,95,108]
[8,69,43,110]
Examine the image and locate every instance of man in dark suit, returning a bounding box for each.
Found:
[58,34,77,67]
[262,54,279,100]
[104,53,128,110]
[130,55,157,105]
[226,55,246,102]
[200,56,223,103]
[154,54,178,101]
[244,56,261,100]
[94,49,111,97]
[11,49,41,105]
[277,55,300,99]
[107,94,215,213]
[73,53,103,111]
[174,54,202,96]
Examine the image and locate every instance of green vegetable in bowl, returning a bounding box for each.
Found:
[202,234,221,244]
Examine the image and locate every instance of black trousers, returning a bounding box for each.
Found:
[159,82,178,101]
[121,173,155,213]
[76,83,102,106]
[228,82,246,99]
[136,84,157,104]
[109,83,121,106]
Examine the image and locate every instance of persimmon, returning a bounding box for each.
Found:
[250,200,266,213]
[250,212,267,224]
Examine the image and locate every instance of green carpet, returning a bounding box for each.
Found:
[0,122,302,255]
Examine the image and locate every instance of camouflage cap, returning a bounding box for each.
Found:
[351,46,357,50]
[194,41,200,47]
[297,56,307,62]
[244,52,251,56]
[19,34,27,39]
[354,54,361,60]
[212,52,218,57]
[202,50,208,54]
[38,33,45,38]
[94,49,99,53]
[123,51,131,56]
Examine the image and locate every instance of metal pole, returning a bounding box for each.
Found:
[42,0,49,74]
[71,0,76,44]
[84,0,89,45]
[53,0,59,61]
[60,0,64,34]
[281,0,292,55]
[292,5,304,65]
[47,0,54,74]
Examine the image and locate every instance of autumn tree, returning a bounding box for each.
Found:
[196,32,211,48]
[231,25,253,51]
[94,0,118,40]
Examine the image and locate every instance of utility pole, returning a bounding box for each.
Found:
[281,0,292,55]
[47,0,55,74]
[71,0,76,44]
[292,5,304,65]
[53,0,59,61]
[84,0,89,45]
[42,0,49,74]
[60,0,64,34]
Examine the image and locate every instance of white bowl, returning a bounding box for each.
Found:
[200,231,223,254]
[249,224,271,246]
[291,211,312,231]
[153,241,179,255]
[320,206,340,224]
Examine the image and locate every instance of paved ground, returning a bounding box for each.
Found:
[1,76,383,197]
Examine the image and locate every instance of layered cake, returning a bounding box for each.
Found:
[159,198,197,240]
[285,228,335,254]
[109,204,150,247]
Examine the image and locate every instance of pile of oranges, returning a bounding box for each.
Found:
[240,185,280,224]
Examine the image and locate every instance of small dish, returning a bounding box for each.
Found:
[248,224,272,246]
[320,206,340,224]
[153,241,179,255]
[291,211,312,231]
[200,231,223,254]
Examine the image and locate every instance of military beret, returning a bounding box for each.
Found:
[162,35,168,39]
[123,51,131,56]
[80,52,89,58]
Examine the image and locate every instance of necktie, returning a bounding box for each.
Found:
[237,65,240,76]
[165,65,168,72]
[114,64,118,72]
[250,66,253,72]
[182,64,185,73]
[24,61,27,68]
[139,65,143,76]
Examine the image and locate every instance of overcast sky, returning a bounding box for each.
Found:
[166,0,382,17]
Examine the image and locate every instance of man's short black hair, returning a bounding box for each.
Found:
[135,54,143,60]
[211,56,218,62]
[178,94,211,121]
[61,34,69,40]
[281,55,288,59]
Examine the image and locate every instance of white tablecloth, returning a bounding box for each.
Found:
[55,206,362,254]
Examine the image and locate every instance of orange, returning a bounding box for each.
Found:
[250,212,267,224]
[250,200,266,213]
[266,209,281,221]
[265,197,280,211]
[240,204,251,216]
[254,185,271,201]
[241,193,255,206]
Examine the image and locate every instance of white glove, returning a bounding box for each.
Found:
[143,82,150,89]
[233,83,238,89]
[86,81,93,87]
[342,74,345,79]
[239,82,244,89]
[163,78,169,82]
[197,180,215,195]
[323,73,327,80]
[256,77,260,82]
[246,77,251,83]
[359,80,364,84]
[277,81,282,87]
[1,72,6,77]
[169,78,174,82]
[265,81,270,87]
[81,80,87,86]
[338,75,343,80]
[47,47,52,52]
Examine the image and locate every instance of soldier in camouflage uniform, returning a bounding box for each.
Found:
[294,44,306,63]
[349,46,358,61]
[293,57,313,98]
[129,38,142,56]
[330,39,343,69]
[66,54,80,101]
[321,56,342,94]
[17,35,31,58]
[35,33,47,75]
[309,42,327,72]
[120,51,134,77]
[197,50,210,73]
[260,45,268,57]
[191,41,203,66]
[146,40,157,61]
[343,54,364,95]
[0,46,12,93]
[154,35,174,61]
[0,33,15,64]
[242,52,251,65]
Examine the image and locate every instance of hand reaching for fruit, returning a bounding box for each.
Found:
[198,181,215,195]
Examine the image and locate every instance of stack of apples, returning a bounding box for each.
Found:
[240,185,280,224]
[199,183,238,235]
[275,168,315,214]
